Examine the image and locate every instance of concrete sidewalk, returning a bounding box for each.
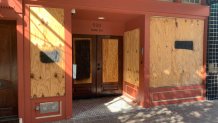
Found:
[51,97,218,123]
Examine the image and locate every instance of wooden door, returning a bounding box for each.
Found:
[73,35,123,99]
[73,35,97,99]
[96,36,123,95]
[0,20,18,118]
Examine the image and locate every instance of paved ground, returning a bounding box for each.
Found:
[50,96,218,123]
[72,96,142,119]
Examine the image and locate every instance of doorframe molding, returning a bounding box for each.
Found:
[0,8,25,121]
[72,34,97,98]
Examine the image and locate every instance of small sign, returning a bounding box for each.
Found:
[39,102,59,114]
[73,64,77,79]
[175,41,193,50]
[208,63,218,73]
[40,50,60,63]
[91,22,103,32]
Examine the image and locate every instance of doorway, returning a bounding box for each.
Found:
[73,34,123,99]
[0,20,18,120]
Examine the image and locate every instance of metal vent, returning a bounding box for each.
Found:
[38,102,59,114]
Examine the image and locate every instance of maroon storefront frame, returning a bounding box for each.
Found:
[0,1,25,121]
[0,0,209,122]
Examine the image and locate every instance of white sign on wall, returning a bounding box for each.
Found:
[73,64,77,79]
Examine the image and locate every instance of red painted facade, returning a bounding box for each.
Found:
[0,0,210,123]
[72,19,125,36]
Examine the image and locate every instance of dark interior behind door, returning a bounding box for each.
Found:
[73,35,97,99]
[0,20,18,119]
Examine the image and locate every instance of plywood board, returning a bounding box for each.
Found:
[30,7,65,98]
[102,39,118,83]
[150,17,204,88]
[73,38,93,84]
[123,29,140,87]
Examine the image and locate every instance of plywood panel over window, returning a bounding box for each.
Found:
[123,29,140,87]
[30,7,65,98]
[150,17,204,88]
[102,39,119,83]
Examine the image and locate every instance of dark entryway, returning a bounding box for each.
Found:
[72,34,123,99]
[0,20,18,121]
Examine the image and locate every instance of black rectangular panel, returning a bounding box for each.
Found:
[75,40,90,80]
[40,50,60,63]
[175,41,193,50]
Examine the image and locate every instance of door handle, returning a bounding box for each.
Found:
[97,63,101,70]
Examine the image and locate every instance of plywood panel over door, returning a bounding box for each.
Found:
[97,36,123,95]
[102,39,118,83]
[123,29,140,87]
[150,17,204,88]
[30,7,65,98]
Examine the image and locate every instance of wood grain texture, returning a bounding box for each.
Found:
[73,38,93,84]
[150,17,204,88]
[123,29,140,87]
[30,7,65,98]
[102,39,118,83]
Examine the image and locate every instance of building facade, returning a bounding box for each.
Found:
[0,0,210,123]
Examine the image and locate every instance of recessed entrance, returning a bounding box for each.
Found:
[73,35,123,98]
[71,8,144,119]
[0,20,18,122]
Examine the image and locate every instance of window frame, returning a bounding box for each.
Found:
[158,0,205,5]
